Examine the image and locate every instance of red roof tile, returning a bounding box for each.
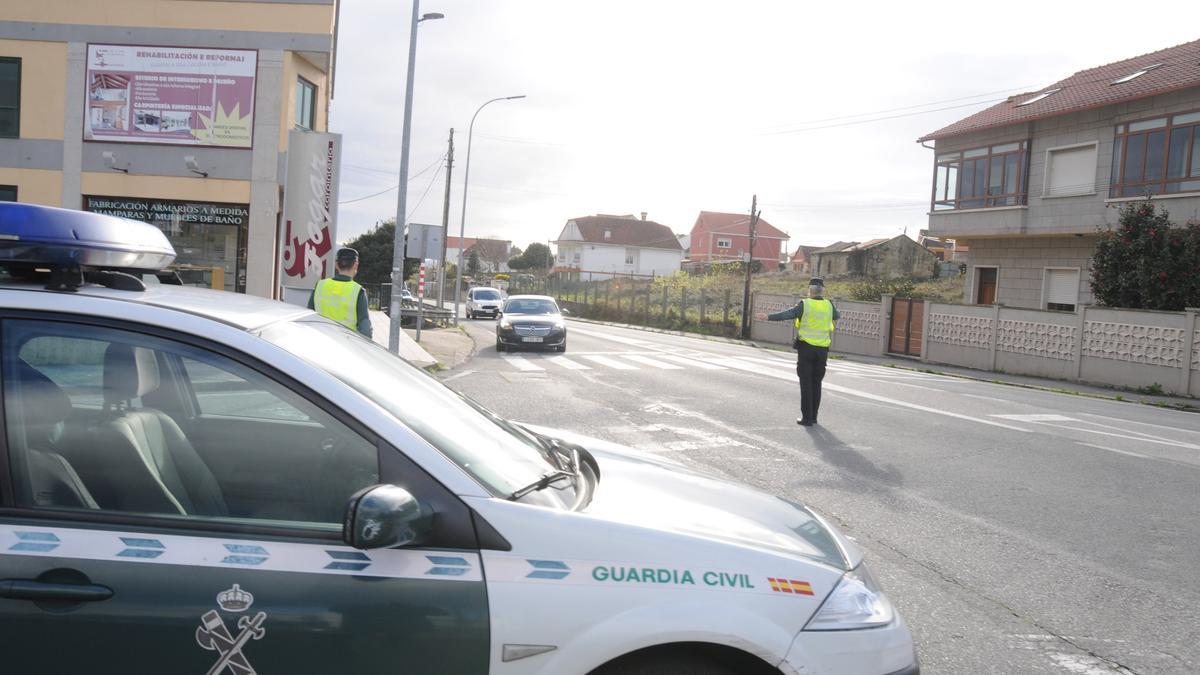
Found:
[691,211,789,239]
[563,215,682,250]
[920,39,1200,142]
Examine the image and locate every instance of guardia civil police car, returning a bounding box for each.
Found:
[0,204,917,674]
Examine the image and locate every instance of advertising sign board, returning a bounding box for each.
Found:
[85,44,257,147]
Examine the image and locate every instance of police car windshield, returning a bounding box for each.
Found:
[473,290,501,300]
[259,319,571,507]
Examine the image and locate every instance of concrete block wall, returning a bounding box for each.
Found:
[754,293,1200,397]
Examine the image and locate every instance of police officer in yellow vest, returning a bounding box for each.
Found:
[308,247,373,338]
[765,277,839,426]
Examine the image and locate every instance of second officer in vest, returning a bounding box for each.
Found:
[309,247,373,338]
[765,277,839,426]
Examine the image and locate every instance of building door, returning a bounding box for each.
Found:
[888,298,924,357]
[975,267,997,304]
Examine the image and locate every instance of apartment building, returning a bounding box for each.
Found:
[921,40,1200,310]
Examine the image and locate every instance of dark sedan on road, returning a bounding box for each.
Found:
[496,295,568,352]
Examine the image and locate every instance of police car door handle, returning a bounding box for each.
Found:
[0,579,114,602]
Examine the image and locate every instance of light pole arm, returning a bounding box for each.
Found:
[451,95,524,324]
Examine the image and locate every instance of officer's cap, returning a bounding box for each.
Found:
[808,277,825,287]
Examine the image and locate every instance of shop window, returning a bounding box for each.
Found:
[0,58,19,138]
[0,185,16,202]
[295,77,316,131]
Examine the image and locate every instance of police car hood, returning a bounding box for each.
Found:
[520,424,862,571]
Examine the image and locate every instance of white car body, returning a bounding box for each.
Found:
[0,281,917,674]
[467,286,505,318]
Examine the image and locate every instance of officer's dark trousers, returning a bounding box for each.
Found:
[795,341,829,423]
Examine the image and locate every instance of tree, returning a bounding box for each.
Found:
[341,219,420,287]
[523,242,554,270]
[467,250,481,277]
[1091,201,1200,310]
[508,242,554,271]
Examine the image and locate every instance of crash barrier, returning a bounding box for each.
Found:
[751,293,1200,397]
[511,276,746,339]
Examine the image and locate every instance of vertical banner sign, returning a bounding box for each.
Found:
[280,131,343,305]
[85,44,257,147]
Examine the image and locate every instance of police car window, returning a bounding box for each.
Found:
[18,335,112,409]
[474,290,500,300]
[181,358,311,422]
[261,319,572,508]
[3,320,379,529]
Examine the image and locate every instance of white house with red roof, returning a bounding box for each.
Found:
[688,211,790,271]
[921,39,1200,310]
[553,214,683,280]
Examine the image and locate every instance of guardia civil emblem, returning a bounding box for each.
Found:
[195,584,267,675]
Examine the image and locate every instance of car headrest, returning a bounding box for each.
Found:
[13,359,71,429]
[103,343,160,404]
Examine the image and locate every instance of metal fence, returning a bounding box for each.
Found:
[511,275,746,338]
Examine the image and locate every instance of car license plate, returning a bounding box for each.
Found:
[522,336,543,343]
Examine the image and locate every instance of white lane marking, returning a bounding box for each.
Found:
[821,382,1032,432]
[442,370,475,382]
[1070,417,1200,446]
[546,355,591,370]
[580,354,639,370]
[1032,424,1200,450]
[705,357,1032,432]
[656,354,728,370]
[992,415,1200,450]
[564,325,655,346]
[1076,442,1150,460]
[621,354,684,370]
[1078,412,1200,437]
[993,414,1077,422]
[501,355,544,371]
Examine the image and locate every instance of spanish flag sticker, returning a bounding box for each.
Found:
[767,577,814,596]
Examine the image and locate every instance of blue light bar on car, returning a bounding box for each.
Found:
[0,202,176,271]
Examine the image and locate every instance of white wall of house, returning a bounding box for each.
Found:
[563,242,682,279]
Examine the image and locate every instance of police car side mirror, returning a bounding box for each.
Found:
[342,484,430,550]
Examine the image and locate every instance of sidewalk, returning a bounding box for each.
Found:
[567,316,1199,412]
[366,310,437,369]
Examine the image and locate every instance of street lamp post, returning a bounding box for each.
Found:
[451,95,525,325]
[387,3,444,354]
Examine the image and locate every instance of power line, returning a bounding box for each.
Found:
[337,153,446,205]
[762,54,1200,136]
[406,163,444,222]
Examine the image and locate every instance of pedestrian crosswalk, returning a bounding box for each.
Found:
[492,350,941,381]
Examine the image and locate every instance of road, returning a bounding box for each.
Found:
[442,315,1200,674]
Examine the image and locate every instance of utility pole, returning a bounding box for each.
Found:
[436,128,454,309]
[740,194,760,340]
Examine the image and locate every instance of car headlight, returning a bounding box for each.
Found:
[553,320,565,330]
[499,318,513,329]
[803,564,894,631]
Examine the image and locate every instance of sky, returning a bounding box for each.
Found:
[330,0,1200,253]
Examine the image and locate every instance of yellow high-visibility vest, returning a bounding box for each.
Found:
[313,277,362,331]
[795,298,834,347]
